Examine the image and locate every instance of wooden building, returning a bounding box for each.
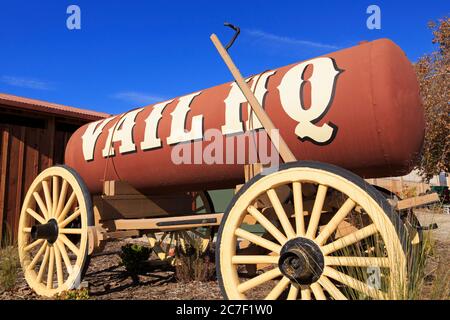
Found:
[0,93,109,243]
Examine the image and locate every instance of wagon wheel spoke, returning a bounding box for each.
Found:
[323,266,386,299]
[59,228,82,235]
[42,180,53,219]
[315,198,356,245]
[24,238,44,252]
[306,185,328,239]
[174,232,182,253]
[146,232,166,260]
[180,230,195,249]
[321,224,378,255]
[190,229,207,238]
[59,234,80,257]
[47,246,55,289]
[247,205,287,245]
[52,176,59,217]
[59,209,81,229]
[300,287,312,300]
[160,232,169,244]
[287,283,299,300]
[56,239,73,273]
[324,256,389,268]
[231,255,278,264]
[292,182,305,236]
[165,233,175,258]
[318,276,347,300]
[33,192,49,220]
[310,282,326,300]
[54,244,64,287]
[237,268,282,293]
[36,245,50,283]
[194,205,205,213]
[26,207,46,225]
[57,192,77,223]
[55,179,68,218]
[190,229,212,252]
[266,189,296,239]
[27,241,48,271]
[235,228,281,253]
[265,276,290,300]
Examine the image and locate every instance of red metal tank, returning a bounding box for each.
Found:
[65,38,424,195]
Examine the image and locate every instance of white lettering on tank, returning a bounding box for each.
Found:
[278,57,340,144]
[166,92,203,145]
[141,100,174,150]
[102,108,143,157]
[221,71,276,135]
[81,117,115,161]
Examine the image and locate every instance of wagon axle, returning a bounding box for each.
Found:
[278,237,324,285]
[31,218,59,244]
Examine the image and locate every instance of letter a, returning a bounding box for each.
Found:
[66,5,81,30]
[366,5,381,30]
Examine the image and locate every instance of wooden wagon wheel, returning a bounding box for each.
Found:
[18,165,93,297]
[216,161,408,300]
[147,191,215,262]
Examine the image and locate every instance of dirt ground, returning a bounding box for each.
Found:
[1,208,449,300]
[0,238,223,300]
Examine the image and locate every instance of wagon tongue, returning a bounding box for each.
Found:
[31,219,59,244]
[278,237,324,285]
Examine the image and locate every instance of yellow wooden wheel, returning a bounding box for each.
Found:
[18,165,93,297]
[147,191,214,262]
[217,161,408,300]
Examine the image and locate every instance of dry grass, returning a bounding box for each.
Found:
[0,228,20,293]
[427,262,450,300]
[0,245,20,292]
[175,238,215,283]
[404,232,434,299]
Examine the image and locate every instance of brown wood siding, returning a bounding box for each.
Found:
[0,111,90,244]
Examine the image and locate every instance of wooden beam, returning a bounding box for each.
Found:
[244,163,262,182]
[396,193,440,211]
[103,180,142,196]
[210,34,297,164]
[104,230,140,240]
[0,127,10,242]
[110,213,223,231]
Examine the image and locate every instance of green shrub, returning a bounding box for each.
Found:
[120,244,151,283]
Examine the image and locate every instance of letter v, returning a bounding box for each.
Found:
[82,117,115,161]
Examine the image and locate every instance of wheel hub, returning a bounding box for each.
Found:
[278,237,324,285]
[31,218,59,244]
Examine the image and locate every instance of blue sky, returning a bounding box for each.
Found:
[0,1,448,114]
